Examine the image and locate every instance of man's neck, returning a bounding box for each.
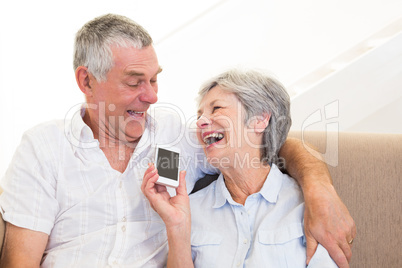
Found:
[82,109,138,173]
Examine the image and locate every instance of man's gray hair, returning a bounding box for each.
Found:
[197,69,292,165]
[73,14,153,81]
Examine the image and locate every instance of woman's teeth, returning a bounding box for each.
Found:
[203,133,224,145]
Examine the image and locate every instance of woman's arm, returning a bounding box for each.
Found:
[279,137,356,268]
[141,164,194,268]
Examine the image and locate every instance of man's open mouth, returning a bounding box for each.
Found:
[127,110,145,117]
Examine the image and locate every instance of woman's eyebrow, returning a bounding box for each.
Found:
[197,99,223,115]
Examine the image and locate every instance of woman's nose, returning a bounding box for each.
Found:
[196,114,211,129]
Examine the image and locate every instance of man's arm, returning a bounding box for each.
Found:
[0,223,48,268]
[279,137,356,268]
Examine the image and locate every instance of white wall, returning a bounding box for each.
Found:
[290,26,402,133]
[1,0,402,176]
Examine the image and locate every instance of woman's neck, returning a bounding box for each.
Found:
[220,162,271,205]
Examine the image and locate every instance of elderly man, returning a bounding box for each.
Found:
[0,14,355,267]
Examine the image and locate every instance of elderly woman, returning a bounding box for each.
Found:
[142,69,339,267]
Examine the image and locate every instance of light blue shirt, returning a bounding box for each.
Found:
[189,164,337,268]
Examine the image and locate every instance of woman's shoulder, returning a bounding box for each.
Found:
[189,178,217,203]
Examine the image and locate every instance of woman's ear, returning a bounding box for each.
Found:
[75,66,93,97]
[253,113,271,134]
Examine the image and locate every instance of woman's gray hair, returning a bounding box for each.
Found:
[197,69,292,165]
[73,14,153,81]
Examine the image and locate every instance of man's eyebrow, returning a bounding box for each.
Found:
[124,67,163,77]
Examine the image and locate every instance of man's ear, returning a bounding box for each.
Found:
[253,112,271,134]
[75,66,93,97]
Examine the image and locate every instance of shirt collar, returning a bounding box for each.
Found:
[67,104,97,152]
[67,103,156,153]
[259,164,283,204]
[132,113,155,158]
[212,164,284,208]
[213,173,229,208]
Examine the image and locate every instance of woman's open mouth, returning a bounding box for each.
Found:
[203,131,224,146]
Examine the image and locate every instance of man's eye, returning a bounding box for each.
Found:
[127,81,140,87]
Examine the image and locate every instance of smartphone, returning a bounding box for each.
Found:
[154,145,180,188]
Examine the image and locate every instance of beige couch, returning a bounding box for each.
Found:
[287,131,401,267]
[0,132,401,267]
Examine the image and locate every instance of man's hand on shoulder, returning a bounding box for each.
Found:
[303,180,356,268]
[278,137,356,267]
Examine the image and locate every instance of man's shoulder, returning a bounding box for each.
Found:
[25,119,65,135]
[23,119,67,145]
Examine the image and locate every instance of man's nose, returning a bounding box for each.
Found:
[140,83,158,104]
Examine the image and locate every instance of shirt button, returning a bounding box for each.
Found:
[243,239,248,244]
[121,225,126,232]
[122,217,127,222]
[237,261,241,266]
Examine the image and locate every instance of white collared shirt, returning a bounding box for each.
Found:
[189,164,337,268]
[0,106,211,267]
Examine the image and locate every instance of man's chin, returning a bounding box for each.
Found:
[121,124,146,144]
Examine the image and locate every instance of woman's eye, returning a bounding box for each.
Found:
[212,106,221,112]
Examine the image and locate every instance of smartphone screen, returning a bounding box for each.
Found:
[156,148,179,181]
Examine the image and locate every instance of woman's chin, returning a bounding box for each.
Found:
[206,153,231,169]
